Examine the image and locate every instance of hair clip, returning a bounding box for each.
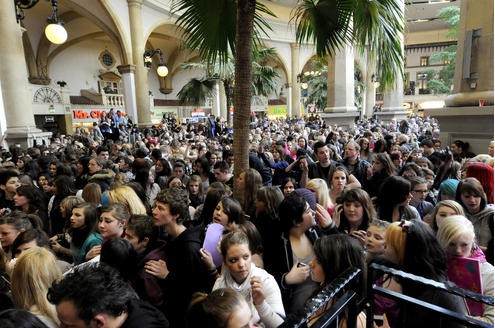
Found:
[399,220,409,233]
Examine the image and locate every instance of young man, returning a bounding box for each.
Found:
[47,263,169,328]
[124,214,166,308]
[409,177,435,220]
[300,141,361,189]
[0,169,21,213]
[213,160,233,188]
[148,187,215,327]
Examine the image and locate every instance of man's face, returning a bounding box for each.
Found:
[1,177,21,195]
[152,201,178,227]
[57,300,93,328]
[49,164,58,176]
[226,156,234,166]
[315,146,330,165]
[98,151,109,160]
[214,169,229,183]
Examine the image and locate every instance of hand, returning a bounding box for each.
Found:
[251,276,265,306]
[350,230,367,246]
[315,203,333,229]
[332,204,343,228]
[85,245,101,260]
[299,158,308,172]
[285,261,310,285]
[50,240,62,253]
[145,259,169,279]
[199,248,215,271]
[373,314,390,328]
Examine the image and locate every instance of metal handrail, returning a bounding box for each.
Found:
[367,263,493,328]
[280,266,362,328]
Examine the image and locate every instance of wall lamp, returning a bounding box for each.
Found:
[143,48,168,77]
[15,0,68,44]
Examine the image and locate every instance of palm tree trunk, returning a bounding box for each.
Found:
[233,0,255,197]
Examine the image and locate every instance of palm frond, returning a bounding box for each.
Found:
[177,78,216,106]
[353,0,404,89]
[291,0,354,57]
[172,0,237,66]
[172,0,275,66]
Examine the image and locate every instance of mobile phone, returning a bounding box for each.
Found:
[297,262,307,268]
[373,315,384,326]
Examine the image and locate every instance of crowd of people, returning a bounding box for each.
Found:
[0,111,493,328]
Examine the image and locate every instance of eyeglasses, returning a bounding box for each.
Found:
[304,206,315,215]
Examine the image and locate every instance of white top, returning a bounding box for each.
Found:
[213,263,285,328]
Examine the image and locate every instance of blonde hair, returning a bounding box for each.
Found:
[429,200,465,231]
[306,178,330,209]
[107,185,147,215]
[11,247,62,325]
[436,215,476,251]
[385,221,411,266]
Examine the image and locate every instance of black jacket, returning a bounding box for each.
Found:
[122,298,169,328]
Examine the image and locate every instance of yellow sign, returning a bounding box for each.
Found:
[267,106,287,116]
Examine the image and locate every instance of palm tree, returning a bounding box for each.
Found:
[177,49,279,124]
[172,0,404,190]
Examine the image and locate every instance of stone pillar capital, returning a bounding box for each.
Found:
[290,43,300,50]
[117,64,136,74]
[127,0,143,7]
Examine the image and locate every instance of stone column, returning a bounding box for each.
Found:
[325,46,356,113]
[128,0,151,126]
[0,0,51,147]
[425,0,493,155]
[445,0,493,106]
[321,47,359,128]
[290,43,301,118]
[377,1,408,122]
[219,82,228,120]
[117,64,138,124]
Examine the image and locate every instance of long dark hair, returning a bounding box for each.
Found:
[401,220,448,295]
[338,188,376,232]
[313,234,367,297]
[69,203,98,248]
[376,176,412,222]
[15,185,46,214]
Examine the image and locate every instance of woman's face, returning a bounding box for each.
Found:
[461,192,481,214]
[213,201,229,226]
[155,160,164,173]
[188,181,200,195]
[13,193,28,208]
[236,172,246,190]
[343,201,364,226]
[98,210,124,239]
[301,202,316,229]
[372,159,384,173]
[227,299,257,328]
[451,143,461,154]
[88,159,102,174]
[434,205,458,228]
[0,224,20,247]
[309,256,325,285]
[16,159,24,169]
[224,243,252,284]
[283,181,295,196]
[70,208,86,229]
[446,232,474,258]
[366,226,386,255]
[331,171,347,191]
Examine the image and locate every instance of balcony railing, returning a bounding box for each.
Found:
[102,94,125,107]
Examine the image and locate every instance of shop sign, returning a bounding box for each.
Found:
[72,109,126,121]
